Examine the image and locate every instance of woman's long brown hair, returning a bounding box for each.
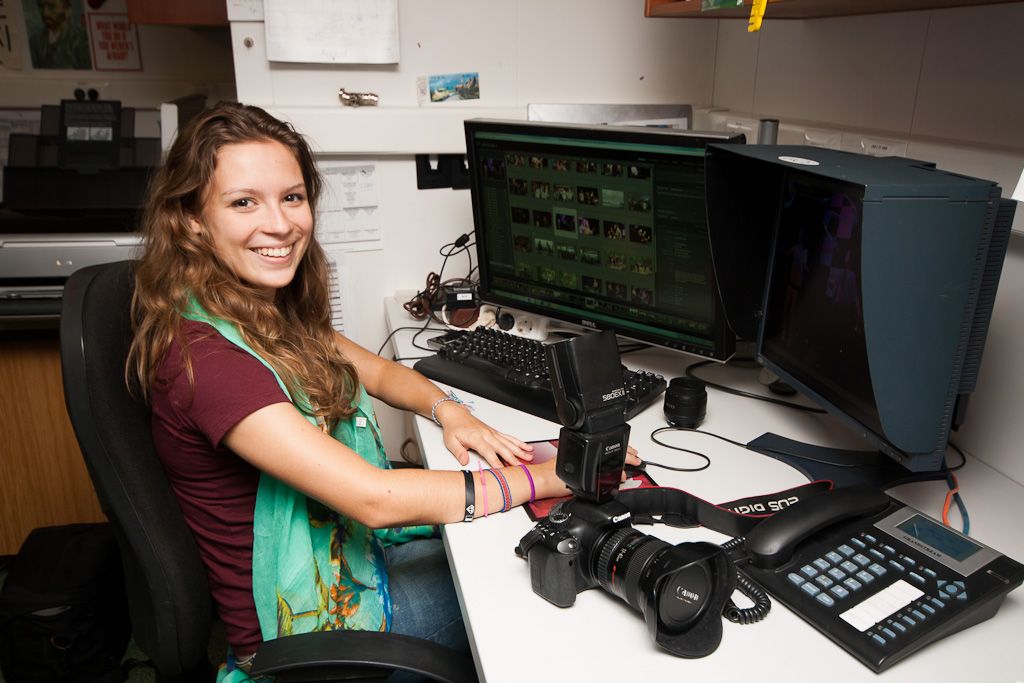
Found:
[128,102,359,425]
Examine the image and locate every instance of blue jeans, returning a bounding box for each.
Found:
[386,537,470,674]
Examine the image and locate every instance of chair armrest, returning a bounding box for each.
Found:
[249,630,477,683]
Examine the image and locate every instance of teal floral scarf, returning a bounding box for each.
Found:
[181,299,434,682]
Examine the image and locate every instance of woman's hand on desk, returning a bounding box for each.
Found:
[434,400,535,468]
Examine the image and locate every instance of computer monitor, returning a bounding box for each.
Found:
[464,118,743,360]
[706,144,1015,485]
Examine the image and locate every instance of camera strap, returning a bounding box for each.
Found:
[617,480,833,538]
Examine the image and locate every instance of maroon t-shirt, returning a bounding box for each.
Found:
[150,319,287,655]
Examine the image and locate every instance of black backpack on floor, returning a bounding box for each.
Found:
[0,523,131,683]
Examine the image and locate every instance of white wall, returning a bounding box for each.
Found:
[708,5,1024,486]
[236,1,1024,485]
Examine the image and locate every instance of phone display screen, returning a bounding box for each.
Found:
[895,514,982,562]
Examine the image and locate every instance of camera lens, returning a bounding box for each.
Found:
[657,562,712,629]
[594,527,714,636]
[596,528,664,610]
[663,376,707,428]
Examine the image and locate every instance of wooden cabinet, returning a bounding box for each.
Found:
[0,333,104,555]
[127,0,228,26]
[644,0,1022,19]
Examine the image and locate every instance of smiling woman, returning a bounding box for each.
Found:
[188,141,313,297]
[123,102,581,680]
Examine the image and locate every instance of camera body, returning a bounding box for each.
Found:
[518,329,737,657]
[516,498,736,658]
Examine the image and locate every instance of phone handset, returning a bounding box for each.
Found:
[743,484,891,569]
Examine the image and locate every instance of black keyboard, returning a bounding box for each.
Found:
[414,327,666,423]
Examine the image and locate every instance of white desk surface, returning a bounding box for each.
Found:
[383,297,1024,683]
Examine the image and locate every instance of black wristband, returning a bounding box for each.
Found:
[462,470,475,522]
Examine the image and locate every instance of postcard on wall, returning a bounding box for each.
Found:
[417,72,480,104]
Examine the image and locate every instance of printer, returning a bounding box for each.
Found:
[1,99,161,329]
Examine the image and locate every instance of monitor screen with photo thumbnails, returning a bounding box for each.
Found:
[464,118,743,361]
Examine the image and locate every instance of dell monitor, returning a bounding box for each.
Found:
[464,119,743,361]
[705,144,1015,485]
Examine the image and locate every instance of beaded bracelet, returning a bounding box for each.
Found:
[430,390,466,426]
[461,470,475,523]
[490,469,512,513]
[519,464,536,503]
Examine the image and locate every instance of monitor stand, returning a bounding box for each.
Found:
[746,432,948,491]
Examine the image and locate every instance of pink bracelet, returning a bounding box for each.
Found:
[478,462,489,517]
[519,464,536,503]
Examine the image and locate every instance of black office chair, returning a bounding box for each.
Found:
[60,260,477,683]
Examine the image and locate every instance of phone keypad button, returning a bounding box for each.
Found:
[800,582,821,597]
[830,585,850,599]
[816,593,835,607]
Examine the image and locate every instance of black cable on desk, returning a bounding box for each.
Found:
[686,358,827,414]
[376,323,447,357]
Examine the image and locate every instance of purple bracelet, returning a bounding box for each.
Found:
[519,464,536,503]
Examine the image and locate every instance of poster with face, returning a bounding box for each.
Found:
[23,0,91,69]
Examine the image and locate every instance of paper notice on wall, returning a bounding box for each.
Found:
[324,246,355,337]
[87,12,141,71]
[317,161,383,251]
[0,0,24,69]
[263,0,399,64]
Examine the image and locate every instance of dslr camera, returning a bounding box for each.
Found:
[515,330,737,658]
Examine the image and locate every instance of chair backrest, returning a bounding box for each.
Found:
[60,260,214,679]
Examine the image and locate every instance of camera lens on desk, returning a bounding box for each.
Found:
[663,376,707,428]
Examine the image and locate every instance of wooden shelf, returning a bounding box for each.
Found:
[128,0,228,26]
[644,0,1022,20]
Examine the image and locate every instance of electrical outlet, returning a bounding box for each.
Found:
[72,81,110,101]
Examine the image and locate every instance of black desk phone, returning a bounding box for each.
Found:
[737,485,1024,673]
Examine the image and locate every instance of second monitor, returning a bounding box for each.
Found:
[464,118,743,360]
